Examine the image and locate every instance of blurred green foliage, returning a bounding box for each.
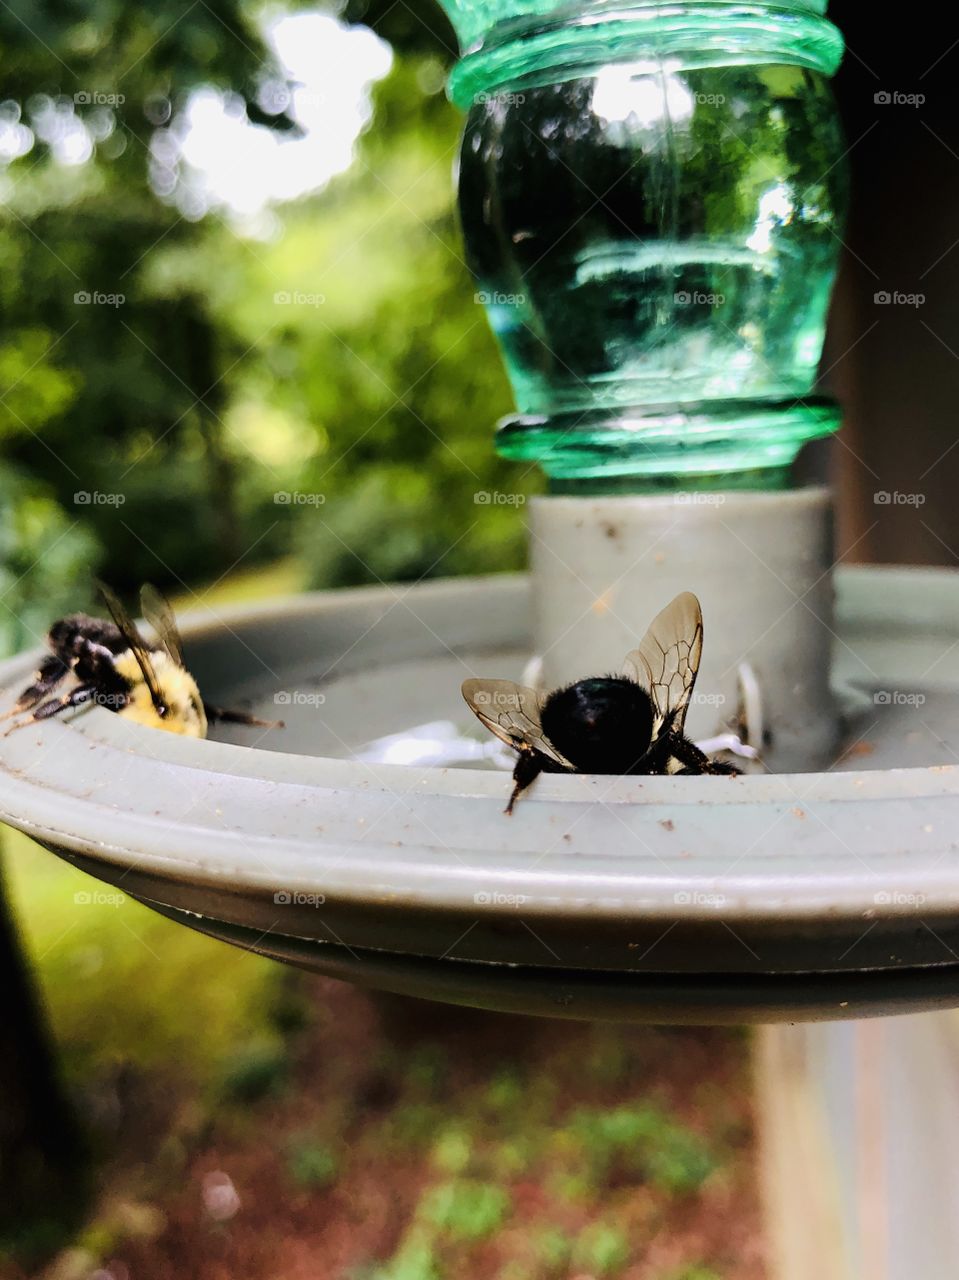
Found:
[421,1179,511,1241]
[571,1223,630,1275]
[0,469,99,650]
[0,0,529,640]
[217,1041,290,1103]
[285,1135,340,1188]
[570,1102,717,1194]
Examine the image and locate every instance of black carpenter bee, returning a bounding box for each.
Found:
[463,592,738,814]
[5,582,281,738]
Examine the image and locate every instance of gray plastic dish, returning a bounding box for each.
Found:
[1,566,959,1024]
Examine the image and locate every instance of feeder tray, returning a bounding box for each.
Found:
[0,564,957,1024]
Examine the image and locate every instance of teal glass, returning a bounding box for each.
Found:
[440,0,848,486]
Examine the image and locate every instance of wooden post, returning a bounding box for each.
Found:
[757,1014,959,1280]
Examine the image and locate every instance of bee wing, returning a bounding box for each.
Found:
[140,584,186,669]
[623,591,703,735]
[96,581,166,715]
[462,678,573,768]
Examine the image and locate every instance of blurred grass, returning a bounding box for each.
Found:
[5,831,280,1087]
[171,557,309,610]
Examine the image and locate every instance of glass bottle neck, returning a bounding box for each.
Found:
[447,0,843,108]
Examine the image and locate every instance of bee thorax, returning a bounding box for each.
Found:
[114,650,208,737]
[540,677,654,774]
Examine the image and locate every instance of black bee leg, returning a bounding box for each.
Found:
[673,735,740,777]
[32,683,98,721]
[4,683,98,735]
[3,655,69,719]
[671,735,713,775]
[203,702,285,730]
[506,749,544,815]
[705,760,741,776]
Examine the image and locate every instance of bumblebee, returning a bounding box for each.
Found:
[7,582,280,738]
[463,591,738,813]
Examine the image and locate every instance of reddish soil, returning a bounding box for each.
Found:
[26,977,767,1280]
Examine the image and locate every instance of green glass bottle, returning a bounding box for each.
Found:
[442,0,847,487]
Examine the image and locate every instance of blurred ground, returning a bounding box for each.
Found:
[2,825,766,1280]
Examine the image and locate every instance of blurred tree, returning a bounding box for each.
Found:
[144,51,531,588]
[0,1,276,104]
[0,850,87,1259]
[343,0,457,60]
[0,4,532,595]
[0,0,293,590]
